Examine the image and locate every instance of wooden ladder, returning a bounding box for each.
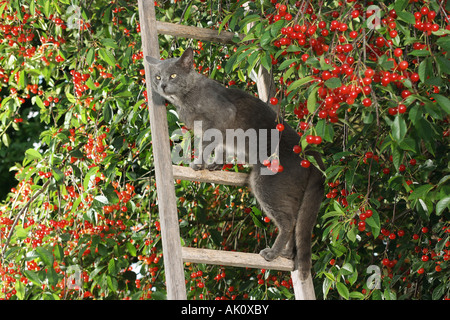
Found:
[137,0,315,300]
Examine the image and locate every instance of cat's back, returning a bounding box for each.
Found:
[219,87,277,127]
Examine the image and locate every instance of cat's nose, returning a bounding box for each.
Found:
[161,84,167,92]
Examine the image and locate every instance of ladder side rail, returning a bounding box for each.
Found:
[138,0,187,300]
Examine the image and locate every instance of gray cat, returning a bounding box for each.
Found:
[146,48,325,280]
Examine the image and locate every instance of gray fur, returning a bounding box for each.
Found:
[146,48,325,280]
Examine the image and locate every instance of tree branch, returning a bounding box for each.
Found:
[1,179,52,262]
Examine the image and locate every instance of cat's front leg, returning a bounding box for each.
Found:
[204,142,226,171]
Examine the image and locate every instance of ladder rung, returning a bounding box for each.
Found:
[182,247,294,272]
[173,165,248,186]
[156,21,242,44]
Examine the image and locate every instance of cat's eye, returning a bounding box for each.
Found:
[155,75,161,80]
[170,73,177,79]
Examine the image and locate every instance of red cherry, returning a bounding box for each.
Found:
[270,97,278,105]
[306,135,315,144]
[420,6,429,15]
[375,37,385,47]
[276,123,285,131]
[389,30,398,38]
[394,48,403,57]
[301,160,310,168]
[398,60,409,70]
[388,107,398,116]
[362,98,372,107]
[293,145,302,154]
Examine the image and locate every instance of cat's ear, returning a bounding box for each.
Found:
[145,56,160,66]
[177,47,194,70]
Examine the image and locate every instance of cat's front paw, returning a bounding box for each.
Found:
[205,163,223,171]
[189,162,205,171]
[259,248,279,262]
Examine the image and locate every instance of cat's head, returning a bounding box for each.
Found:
[145,48,195,99]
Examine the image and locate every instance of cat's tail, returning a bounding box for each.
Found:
[294,162,325,281]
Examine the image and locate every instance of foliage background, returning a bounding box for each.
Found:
[0,0,449,300]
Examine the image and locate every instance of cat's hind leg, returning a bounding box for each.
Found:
[294,167,324,280]
[250,171,302,262]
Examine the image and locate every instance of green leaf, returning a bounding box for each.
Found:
[432,282,446,300]
[418,57,432,83]
[66,91,76,104]
[126,242,137,257]
[408,49,430,57]
[394,0,408,12]
[108,258,119,275]
[101,38,118,49]
[107,275,118,291]
[431,94,450,115]
[53,244,64,262]
[2,133,10,147]
[349,291,365,300]
[15,281,25,300]
[86,47,95,66]
[279,58,297,70]
[324,77,342,89]
[399,137,417,152]
[436,55,450,74]
[83,166,99,190]
[218,14,233,34]
[379,54,395,70]
[24,270,42,286]
[391,115,407,142]
[36,247,54,267]
[260,30,272,49]
[436,36,450,52]
[366,210,380,238]
[99,48,116,67]
[436,196,450,215]
[0,2,8,17]
[397,11,416,24]
[270,19,285,37]
[286,76,314,93]
[341,263,354,275]
[307,86,319,114]
[251,206,266,229]
[46,266,58,287]
[336,282,349,300]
